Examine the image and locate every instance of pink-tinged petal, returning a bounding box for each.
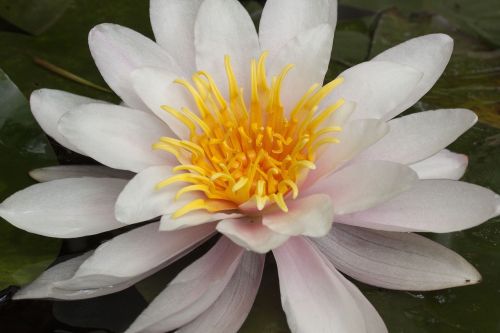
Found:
[177,252,265,333]
[54,222,215,292]
[314,224,481,291]
[160,211,243,231]
[307,118,389,187]
[125,237,243,333]
[305,161,417,215]
[273,237,384,333]
[410,149,468,180]
[150,0,203,74]
[259,0,337,59]
[322,61,422,121]
[337,180,500,232]
[88,23,182,109]
[30,89,106,153]
[372,34,454,119]
[131,67,196,139]
[217,217,289,253]
[194,0,260,95]
[58,103,175,173]
[114,166,201,224]
[356,109,477,165]
[268,24,334,114]
[263,194,334,237]
[0,178,127,238]
[29,165,133,183]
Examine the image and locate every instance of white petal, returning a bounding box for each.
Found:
[0,178,127,238]
[306,118,389,187]
[160,211,243,231]
[273,237,375,333]
[263,194,334,237]
[322,61,422,121]
[372,34,454,118]
[268,24,334,114]
[125,237,243,333]
[177,252,265,333]
[55,222,215,291]
[58,103,175,173]
[410,149,468,180]
[114,166,200,224]
[30,89,106,153]
[150,0,203,74]
[259,0,337,58]
[356,109,477,165]
[337,180,500,232]
[310,161,417,215]
[194,0,260,94]
[314,224,482,291]
[29,165,134,182]
[217,217,289,253]
[89,23,182,109]
[131,67,196,139]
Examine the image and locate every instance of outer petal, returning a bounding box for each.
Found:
[273,237,385,333]
[410,149,468,180]
[305,161,418,215]
[125,237,243,333]
[322,61,422,121]
[150,0,203,74]
[89,23,182,109]
[58,103,175,173]
[314,224,481,291]
[268,24,334,113]
[194,0,260,94]
[356,109,477,165]
[0,178,127,238]
[177,252,265,333]
[54,222,215,291]
[217,217,289,253]
[29,165,133,183]
[372,34,454,119]
[30,89,106,153]
[262,194,334,237]
[259,0,337,58]
[337,180,500,232]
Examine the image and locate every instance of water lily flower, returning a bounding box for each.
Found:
[1,0,499,332]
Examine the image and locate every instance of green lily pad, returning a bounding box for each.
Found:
[0,68,61,290]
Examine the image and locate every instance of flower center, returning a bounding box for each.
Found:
[154,52,344,218]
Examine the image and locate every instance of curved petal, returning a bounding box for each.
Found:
[217,217,289,253]
[305,161,418,215]
[54,222,215,291]
[30,89,106,153]
[29,165,134,183]
[58,103,175,172]
[262,194,334,237]
[273,237,385,333]
[0,178,127,238]
[131,67,196,139]
[372,34,454,119]
[321,61,422,121]
[355,109,477,165]
[194,0,260,95]
[259,0,337,58]
[410,149,468,180]
[268,24,334,114]
[314,224,481,291]
[160,211,243,231]
[89,23,182,109]
[337,180,500,232]
[177,252,265,333]
[150,0,203,74]
[125,237,243,333]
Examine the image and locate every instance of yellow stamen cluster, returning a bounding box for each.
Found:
[154,52,344,218]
